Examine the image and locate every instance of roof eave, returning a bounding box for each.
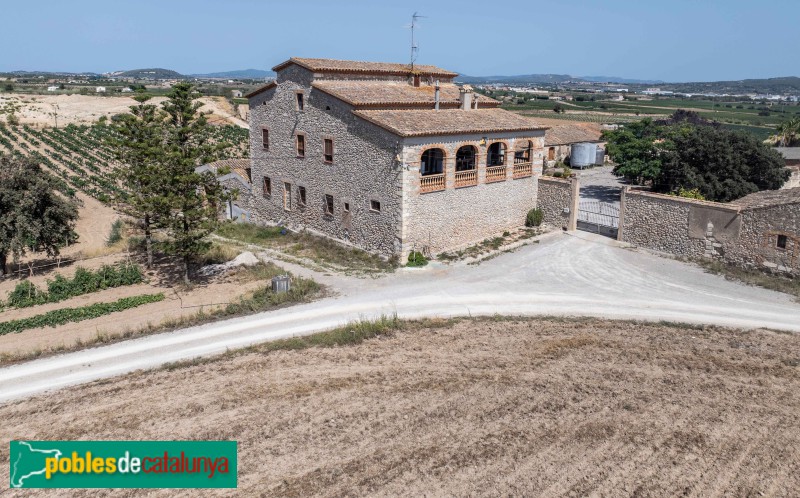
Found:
[244,81,277,99]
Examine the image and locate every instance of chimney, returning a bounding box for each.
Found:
[434,80,440,111]
[459,85,474,110]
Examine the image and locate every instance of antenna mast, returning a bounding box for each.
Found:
[410,12,426,70]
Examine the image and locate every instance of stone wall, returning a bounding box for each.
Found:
[399,134,544,256]
[618,188,799,276]
[784,166,800,189]
[248,64,403,256]
[537,177,578,230]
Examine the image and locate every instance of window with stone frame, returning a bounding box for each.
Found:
[298,186,307,207]
[777,234,788,250]
[261,128,269,149]
[324,194,334,215]
[323,138,334,163]
[295,91,304,111]
[370,199,381,212]
[283,182,291,211]
[262,176,271,197]
[296,133,306,158]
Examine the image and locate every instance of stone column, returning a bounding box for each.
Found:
[567,176,580,231]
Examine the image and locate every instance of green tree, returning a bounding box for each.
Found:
[160,82,232,283]
[775,118,799,146]
[604,112,789,202]
[3,83,12,92]
[109,92,167,268]
[0,155,80,275]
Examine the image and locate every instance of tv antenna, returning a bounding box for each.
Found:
[409,12,427,70]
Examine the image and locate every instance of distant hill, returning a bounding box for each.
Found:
[456,74,663,85]
[117,68,185,79]
[190,69,275,79]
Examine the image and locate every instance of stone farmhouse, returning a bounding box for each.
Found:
[544,124,604,167]
[245,57,549,258]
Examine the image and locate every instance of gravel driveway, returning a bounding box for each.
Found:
[1,231,798,402]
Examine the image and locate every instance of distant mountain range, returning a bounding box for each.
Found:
[455,74,664,85]
[190,69,275,79]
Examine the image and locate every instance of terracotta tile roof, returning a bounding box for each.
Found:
[312,80,498,109]
[244,81,276,99]
[353,108,548,138]
[204,159,252,184]
[272,57,458,78]
[545,124,603,146]
[731,187,800,209]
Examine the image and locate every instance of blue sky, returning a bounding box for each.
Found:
[2,0,797,81]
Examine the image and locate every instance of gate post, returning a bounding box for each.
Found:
[617,186,627,241]
[568,176,580,231]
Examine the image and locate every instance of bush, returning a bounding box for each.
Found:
[526,208,544,227]
[106,219,124,246]
[407,251,428,267]
[7,281,48,308]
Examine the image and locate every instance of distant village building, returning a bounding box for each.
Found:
[95,86,106,93]
[231,90,243,98]
[47,86,58,92]
[121,87,134,93]
[243,57,548,258]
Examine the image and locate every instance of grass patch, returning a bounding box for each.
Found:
[697,259,800,300]
[161,314,402,371]
[216,222,396,273]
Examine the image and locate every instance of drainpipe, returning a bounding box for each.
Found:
[434,80,440,111]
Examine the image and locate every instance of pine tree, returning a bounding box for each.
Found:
[109,92,166,268]
[0,155,80,275]
[160,82,232,284]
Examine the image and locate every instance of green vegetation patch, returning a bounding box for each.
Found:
[5,263,144,308]
[0,293,165,335]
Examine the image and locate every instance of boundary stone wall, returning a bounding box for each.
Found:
[619,188,799,276]
[537,177,579,230]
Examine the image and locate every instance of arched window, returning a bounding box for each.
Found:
[455,145,477,171]
[487,142,506,167]
[514,140,533,163]
[420,148,444,175]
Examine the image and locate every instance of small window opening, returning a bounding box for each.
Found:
[296,134,305,157]
[298,186,307,206]
[343,202,350,212]
[262,176,271,197]
[370,200,381,212]
[283,182,291,211]
[777,234,788,249]
[324,194,334,215]
[261,129,269,149]
[296,92,304,111]
[323,138,334,163]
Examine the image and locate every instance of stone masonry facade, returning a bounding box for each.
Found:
[246,58,549,260]
[619,187,800,276]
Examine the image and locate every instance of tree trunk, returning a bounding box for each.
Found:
[0,252,6,276]
[183,254,190,285]
[144,214,153,269]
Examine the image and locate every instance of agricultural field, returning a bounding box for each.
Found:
[0,122,249,203]
[1,316,797,496]
[500,94,800,141]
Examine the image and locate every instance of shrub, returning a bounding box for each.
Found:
[407,251,428,267]
[526,208,544,227]
[106,219,124,246]
[7,281,48,308]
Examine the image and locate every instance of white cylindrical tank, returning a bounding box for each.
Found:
[570,142,597,169]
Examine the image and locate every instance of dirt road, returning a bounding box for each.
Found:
[1,317,798,496]
[0,231,797,402]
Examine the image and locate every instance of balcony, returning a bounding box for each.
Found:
[454,169,477,188]
[420,173,445,193]
[513,161,533,178]
[486,165,507,183]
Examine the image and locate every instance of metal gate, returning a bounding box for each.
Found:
[577,200,619,238]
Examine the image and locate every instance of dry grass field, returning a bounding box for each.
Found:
[1,317,798,497]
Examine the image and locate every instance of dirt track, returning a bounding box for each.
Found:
[1,317,798,496]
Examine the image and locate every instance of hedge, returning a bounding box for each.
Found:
[0,293,165,335]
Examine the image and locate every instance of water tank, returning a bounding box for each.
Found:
[570,142,598,169]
